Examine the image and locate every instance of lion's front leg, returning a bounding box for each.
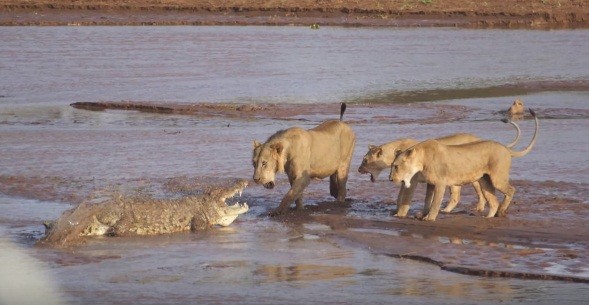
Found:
[442,185,460,213]
[394,181,416,217]
[423,185,445,221]
[424,183,435,215]
[295,196,304,210]
[270,175,310,216]
[329,174,339,199]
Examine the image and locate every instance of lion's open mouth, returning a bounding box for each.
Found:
[263,181,275,189]
[358,167,376,183]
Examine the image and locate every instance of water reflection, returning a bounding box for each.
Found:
[384,277,514,301]
[254,264,356,283]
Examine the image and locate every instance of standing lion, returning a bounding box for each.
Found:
[252,104,356,215]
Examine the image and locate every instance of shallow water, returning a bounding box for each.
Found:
[1,26,588,304]
[2,197,588,305]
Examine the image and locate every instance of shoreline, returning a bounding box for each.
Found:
[1,0,588,28]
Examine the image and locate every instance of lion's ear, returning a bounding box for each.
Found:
[405,148,414,157]
[368,144,376,150]
[253,140,262,150]
[271,142,286,173]
[272,142,284,155]
[376,147,383,158]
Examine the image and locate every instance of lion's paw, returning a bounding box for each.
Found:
[268,208,288,217]
[422,214,437,221]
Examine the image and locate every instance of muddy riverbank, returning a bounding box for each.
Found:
[1,0,588,28]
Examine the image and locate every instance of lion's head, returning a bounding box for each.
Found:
[508,98,525,116]
[389,146,423,188]
[252,140,285,189]
[358,144,400,182]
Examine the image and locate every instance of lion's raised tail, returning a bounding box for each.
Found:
[501,118,521,148]
[510,108,539,158]
[340,102,347,121]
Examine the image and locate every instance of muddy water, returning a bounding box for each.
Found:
[1,27,589,304]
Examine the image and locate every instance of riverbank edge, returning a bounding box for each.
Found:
[1,5,588,28]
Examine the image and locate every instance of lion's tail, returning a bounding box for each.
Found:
[510,108,539,158]
[340,102,347,121]
[501,118,521,148]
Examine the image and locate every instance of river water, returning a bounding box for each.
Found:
[0,26,588,304]
[2,26,589,105]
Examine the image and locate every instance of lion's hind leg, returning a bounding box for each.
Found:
[472,181,487,212]
[478,175,499,218]
[329,165,349,202]
[495,182,515,217]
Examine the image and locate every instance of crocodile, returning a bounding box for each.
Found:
[39,180,249,247]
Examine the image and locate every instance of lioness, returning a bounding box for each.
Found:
[507,98,525,117]
[358,120,521,215]
[390,109,538,221]
[252,103,356,215]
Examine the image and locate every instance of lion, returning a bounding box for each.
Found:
[252,103,356,215]
[358,119,521,215]
[389,108,538,221]
[507,98,525,118]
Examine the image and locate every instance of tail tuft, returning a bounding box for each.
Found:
[529,108,536,117]
[340,102,347,121]
[501,118,509,124]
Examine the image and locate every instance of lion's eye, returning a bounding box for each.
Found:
[262,161,267,167]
